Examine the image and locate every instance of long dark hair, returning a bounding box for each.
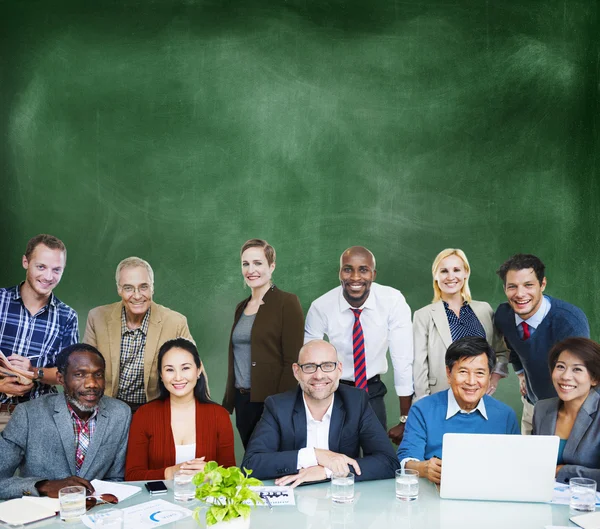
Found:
[157,338,213,404]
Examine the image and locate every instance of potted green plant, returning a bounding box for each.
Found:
[192,462,264,528]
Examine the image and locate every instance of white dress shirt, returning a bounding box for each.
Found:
[304,283,414,396]
[296,394,335,475]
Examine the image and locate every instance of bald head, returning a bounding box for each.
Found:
[339,247,377,308]
[339,246,376,270]
[298,339,338,364]
[293,340,342,404]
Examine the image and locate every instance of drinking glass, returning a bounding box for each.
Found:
[395,469,419,501]
[59,486,86,522]
[331,472,354,503]
[174,470,197,502]
[570,477,596,513]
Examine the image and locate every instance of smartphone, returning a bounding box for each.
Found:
[145,481,168,495]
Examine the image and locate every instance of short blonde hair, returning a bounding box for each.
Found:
[115,256,155,289]
[240,239,276,266]
[431,248,472,303]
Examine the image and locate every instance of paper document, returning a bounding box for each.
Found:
[571,511,600,529]
[250,486,295,506]
[0,498,56,525]
[90,479,142,502]
[83,499,192,529]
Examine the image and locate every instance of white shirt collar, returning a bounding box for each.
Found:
[302,393,335,423]
[446,388,488,420]
[337,283,377,313]
[514,295,551,330]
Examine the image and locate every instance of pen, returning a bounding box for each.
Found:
[262,494,273,510]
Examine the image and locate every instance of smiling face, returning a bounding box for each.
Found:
[21,244,66,299]
[446,353,490,411]
[552,350,597,406]
[339,249,377,308]
[118,265,153,319]
[58,351,105,417]
[503,268,546,320]
[160,347,201,401]
[241,247,275,291]
[293,341,342,405]
[435,254,469,300]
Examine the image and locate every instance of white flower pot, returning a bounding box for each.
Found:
[211,516,250,529]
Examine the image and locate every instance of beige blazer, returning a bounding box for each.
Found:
[83,301,193,401]
[412,300,509,400]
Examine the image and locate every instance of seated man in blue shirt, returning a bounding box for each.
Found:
[398,336,519,484]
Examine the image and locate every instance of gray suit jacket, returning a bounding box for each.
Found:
[0,394,131,499]
[412,300,509,400]
[533,390,600,483]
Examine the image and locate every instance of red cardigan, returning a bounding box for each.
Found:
[125,398,236,480]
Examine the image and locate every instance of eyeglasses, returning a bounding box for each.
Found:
[296,362,338,374]
[85,494,119,511]
[119,284,151,295]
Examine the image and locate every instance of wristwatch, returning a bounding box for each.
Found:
[399,415,408,424]
[33,368,44,382]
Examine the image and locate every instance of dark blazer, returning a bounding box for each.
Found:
[533,390,600,483]
[0,394,131,499]
[223,285,304,412]
[241,384,399,481]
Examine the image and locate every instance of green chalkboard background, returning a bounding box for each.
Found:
[1,0,599,458]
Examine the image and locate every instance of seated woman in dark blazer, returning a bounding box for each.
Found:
[533,337,600,483]
[222,238,304,448]
[413,248,509,400]
[126,338,235,480]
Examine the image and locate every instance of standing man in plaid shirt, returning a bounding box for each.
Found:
[0,234,79,432]
[84,257,194,413]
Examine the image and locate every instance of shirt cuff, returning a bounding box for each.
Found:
[297,447,318,470]
[515,369,524,376]
[492,361,509,377]
[400,457,420,470]
[394,385,415,397]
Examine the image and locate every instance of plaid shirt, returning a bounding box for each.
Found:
[0,284,79,404]
[116,307,150,404]
[67,401,98,474]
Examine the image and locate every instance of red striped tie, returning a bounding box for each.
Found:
[352,309,368,391]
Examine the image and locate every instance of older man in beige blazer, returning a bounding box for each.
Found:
[83,257,193,411]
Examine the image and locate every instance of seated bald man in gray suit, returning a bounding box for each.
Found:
[0,343,131,499]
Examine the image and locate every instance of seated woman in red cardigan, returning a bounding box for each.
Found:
[125,338,236,480]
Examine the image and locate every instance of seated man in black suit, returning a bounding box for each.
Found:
[241,340,399,487]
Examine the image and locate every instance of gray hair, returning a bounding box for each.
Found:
[115,256,155,289]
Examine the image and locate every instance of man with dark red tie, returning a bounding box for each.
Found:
[304,246,413,444]
[494,254,590,434]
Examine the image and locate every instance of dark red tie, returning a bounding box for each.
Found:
[352,309,368,391]
[522,321,531,340]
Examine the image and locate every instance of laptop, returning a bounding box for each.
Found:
[439,433,559,503]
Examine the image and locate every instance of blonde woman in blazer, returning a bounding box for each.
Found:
[413,249,509,400]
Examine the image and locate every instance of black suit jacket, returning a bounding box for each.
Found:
[241,384,399,481]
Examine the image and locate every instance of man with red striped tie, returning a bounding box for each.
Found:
[305,246,414,444]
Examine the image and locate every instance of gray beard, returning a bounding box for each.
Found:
[65,393,100,413]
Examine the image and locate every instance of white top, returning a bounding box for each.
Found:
[175,443,196,465]
[296,394,335,477]
[304,283,414,396]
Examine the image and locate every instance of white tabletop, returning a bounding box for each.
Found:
[5,478,577,529]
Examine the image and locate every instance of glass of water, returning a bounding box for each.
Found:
[59,485,86,522]
[570,477,596,513]
[331,472,354,503]
[395,469,419,501]
[174,470,197,502]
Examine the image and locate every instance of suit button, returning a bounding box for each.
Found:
[251,362,257,367]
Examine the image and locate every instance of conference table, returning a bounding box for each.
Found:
[4,478,578,529]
